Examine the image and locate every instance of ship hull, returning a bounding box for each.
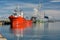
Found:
[9,15,32,30]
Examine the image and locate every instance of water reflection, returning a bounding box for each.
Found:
[3,22,49,40]
[23,23,44,40]
[30,22,49,40]
[44,22,49,34]
[1,22,60,40]
[33,22,49,35]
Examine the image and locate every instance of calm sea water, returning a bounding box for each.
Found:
[0,22,60,40]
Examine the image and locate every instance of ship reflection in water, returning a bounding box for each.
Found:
[0,22,60,40]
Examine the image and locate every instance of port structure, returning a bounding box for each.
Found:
[0,17,10,25]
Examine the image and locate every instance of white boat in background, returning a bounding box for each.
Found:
[31,4,55,23]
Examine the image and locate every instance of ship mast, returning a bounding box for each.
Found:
[13,4,24,17]
[13,4,19,16]
[33,4,42,17]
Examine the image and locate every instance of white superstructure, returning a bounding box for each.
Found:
[13,5,24,17]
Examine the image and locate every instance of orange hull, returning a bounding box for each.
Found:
[9,15,32,30]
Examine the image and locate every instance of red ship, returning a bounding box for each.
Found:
[9,8,32,29]
[9,7,32,37]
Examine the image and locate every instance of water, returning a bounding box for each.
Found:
[0,22,60,40]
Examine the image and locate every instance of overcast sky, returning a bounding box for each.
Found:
[0,0,60,20]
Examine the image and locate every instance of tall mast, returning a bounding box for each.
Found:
[38,3,42,19]
[13,3,23,16]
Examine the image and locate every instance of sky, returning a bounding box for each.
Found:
[0,0,60,20]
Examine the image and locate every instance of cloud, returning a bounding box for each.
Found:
[51,0,60,2]
[43,2,60,10]
[0,0,60,19]
[45,10,60,15]
[0,2,39,17]
[45,10,60,19]
[2,2,38,9]
[0,2,38,12]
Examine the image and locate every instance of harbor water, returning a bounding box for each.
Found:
[0,22,60,40]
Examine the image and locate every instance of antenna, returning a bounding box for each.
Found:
[44,10,45,16]
[38,3,42,11]
[16,3,20,12]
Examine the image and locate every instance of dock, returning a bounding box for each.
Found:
[0,34,7,40]
[0,18,10,25]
